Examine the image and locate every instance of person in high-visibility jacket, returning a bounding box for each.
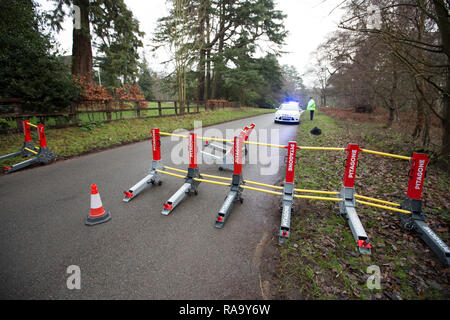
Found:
[307,97,316,120]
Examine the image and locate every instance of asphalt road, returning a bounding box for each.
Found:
[0,112,299,299]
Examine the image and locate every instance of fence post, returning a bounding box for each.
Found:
[13,102,23,132]
[187,101,190,113]
[174,101,178,115]
[158,101,162,117]
[136,100,141,118]
[69,102,78,125]
[106,100,112,121]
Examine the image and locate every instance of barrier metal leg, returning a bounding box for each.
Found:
[5,146,56,173]
[161,167,202,215]
[201,125,254,172]
[339,186,371,254]
[413,219,450,267]
[204,141,230,154]
[124,128,163,202]
[279,141,298,244]
[279,182,294,244]
[338,144,371,254]
[200,144,234,171]
[218,152,234,171]
[1,120,37,162]
[215,174,244,228]
[123,160,163,202]
[4,157,39,173]
[401,197,450,266]
[215,135,246,227]
[162,133,201,215]
[399,153,450,266]
[0,151,23,162]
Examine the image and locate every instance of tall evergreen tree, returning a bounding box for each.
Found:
[0,0,79,112]
[153,0,287,105]
[48,0,144,85]
[138,56,155,101]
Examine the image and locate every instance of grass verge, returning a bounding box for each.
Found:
[275,111,449,300]
[0,107,273,170]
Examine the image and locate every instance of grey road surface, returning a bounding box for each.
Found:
[0,112,299,299]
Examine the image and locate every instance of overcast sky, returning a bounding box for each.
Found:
[41,0,345,86]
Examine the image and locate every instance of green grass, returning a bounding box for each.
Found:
[276,111,449,300]
[0,107,273,167]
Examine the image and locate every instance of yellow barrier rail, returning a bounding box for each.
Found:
[24,147,38,155]
[245,141,287,149]
[164,166,339,194]
[157,170,185,179]
[295,188,339,195]
[298,146,345,151]
[159,168,343,200]
[160,132,344,150]
[241,185,283,196]
[356,200,411,214]
[295,194,342,202]
[159,132,410,160]
[157,169,234,187]
[158,167,411,213]
[163,167,405,207]
[354,194,401,207]
[245,180,283,190]
[28,123,38,128]
[159,132,188,139]
[360,148,411,161]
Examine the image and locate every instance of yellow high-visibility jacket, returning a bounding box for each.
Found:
[307,99,316,111]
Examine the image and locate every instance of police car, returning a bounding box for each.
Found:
[274,102,301,124]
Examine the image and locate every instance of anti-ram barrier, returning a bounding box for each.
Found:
[123,126,449,267]
[1,120,56,173]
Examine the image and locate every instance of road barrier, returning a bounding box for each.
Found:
[214,133,246,227]
[123,128,163,202]
[123,127,449,267]
[161,133,203,215]
[1,121,56,173]
[0,120,38,162]
[200,123,255,171]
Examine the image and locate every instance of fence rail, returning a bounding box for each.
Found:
[0,98,239,133]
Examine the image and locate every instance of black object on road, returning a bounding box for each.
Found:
[310,127,322,135]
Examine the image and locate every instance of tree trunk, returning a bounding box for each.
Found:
[412,86,425,139]
[432,0,450,164]
[197,0,207,101]
[387,56,398,128]
[212,2,225,99]
[205,7,211,100]
[387,107,395,127]
[412,3,428,142]
[72,0,93,83]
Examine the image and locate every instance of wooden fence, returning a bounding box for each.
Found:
[0,98,239,133]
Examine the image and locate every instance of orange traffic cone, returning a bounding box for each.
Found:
[85,184,111,226]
